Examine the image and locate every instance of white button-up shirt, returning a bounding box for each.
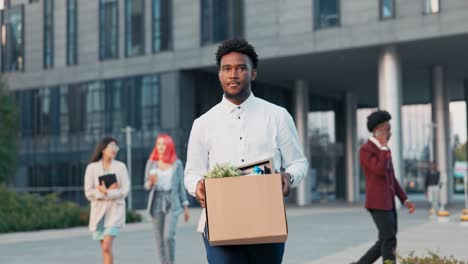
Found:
[369,136,389,151]
[184,93,309,231]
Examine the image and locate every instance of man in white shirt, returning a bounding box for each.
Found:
[184,39,309,263]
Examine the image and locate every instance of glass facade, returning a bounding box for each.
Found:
[43,0,54,68]
[1,5,24,72]
[309,110,338,201]
[152,0,171,52]
[15,74,161,207]
[66,0,77,65]
[201,0,243,45]
[314,0,340,30]
[99,0,119,60]
[125,0,145,57]
[380,0,395,19]
[305,96,345,202]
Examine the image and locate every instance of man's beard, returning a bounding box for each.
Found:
[224,85,250,100]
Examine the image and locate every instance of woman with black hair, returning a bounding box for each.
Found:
[84,137,129,264]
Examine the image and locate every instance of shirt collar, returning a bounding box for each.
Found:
[221,92,256,114]
[369,137,383,149]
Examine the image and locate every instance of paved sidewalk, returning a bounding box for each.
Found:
[306,215,468,264]
[1,203,467,263]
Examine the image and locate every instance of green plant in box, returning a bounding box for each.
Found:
[205,163,242,179]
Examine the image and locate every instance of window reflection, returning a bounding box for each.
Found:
[1,5,24,72]
[314,0,340,30]
[43,0,54,68]
[99,0,119,60]
[201,0,243,45]
[66,0,77,65]
[125,0,145,56]
[380,0,395,19]
[424,0,440,14]
[152,0,171,52]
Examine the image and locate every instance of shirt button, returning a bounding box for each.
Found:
[238,106,241,109]
[241,159,244,162]
[240,137,242,140]
[238,116,240,119]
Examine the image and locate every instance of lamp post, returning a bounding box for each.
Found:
[122,126,134,210]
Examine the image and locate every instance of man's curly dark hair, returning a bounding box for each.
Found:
[215,39,258,69]
[367,110,392,132]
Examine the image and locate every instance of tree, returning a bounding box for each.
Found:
[0,76,19,183]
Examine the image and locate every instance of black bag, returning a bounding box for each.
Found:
[98,173,117,188]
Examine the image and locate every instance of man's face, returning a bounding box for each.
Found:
[375,122,392,141]
[218,52,257,100]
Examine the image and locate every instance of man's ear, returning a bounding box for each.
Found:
[251,69,257,81]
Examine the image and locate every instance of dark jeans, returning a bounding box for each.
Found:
[202,233,285,264]
[356,209,398,264]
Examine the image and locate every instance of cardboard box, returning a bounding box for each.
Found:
[204,160,288,246]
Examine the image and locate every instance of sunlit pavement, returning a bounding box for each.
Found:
[1,200,467,264]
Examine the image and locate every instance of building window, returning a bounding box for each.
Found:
[66,0,77,65]
[141,75,160,129]
[33,88,51,135]
[85,82,105,133]
[313,0,340,30]
[59,86,69,135]
[43,0,54,69]
[104,79,124,132]
[152,0,171,52]
[1,5,24,72]
[125,0,145,57]
[122,77,142,129]
[380,0,395,19]
[99,0,119,60]
[16,89,33,137]
[67,83,86,134]
[201,0,243,45]
[424,0,440,14]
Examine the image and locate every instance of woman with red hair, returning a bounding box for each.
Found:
[144,134,190,264]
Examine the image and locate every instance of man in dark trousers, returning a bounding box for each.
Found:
[184,39,308,263]
[425,161,440,215]
[352,110,415,264]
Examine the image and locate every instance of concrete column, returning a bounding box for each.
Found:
[345,92,359,202]
[465,80,468,209]
[378,46,404,188]
[160,71,181,129]
[432,66,451,206]
[294,80,310,206]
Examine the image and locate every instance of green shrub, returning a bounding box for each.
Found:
[0,185,141,233]
[384,251,467,264]
[126,209,142,223]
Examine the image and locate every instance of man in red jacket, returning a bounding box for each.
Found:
[352,110,415,264]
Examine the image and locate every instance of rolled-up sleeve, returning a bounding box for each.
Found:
[184,119,208,197]
[84,164,105,201]
[278,108,309,187]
